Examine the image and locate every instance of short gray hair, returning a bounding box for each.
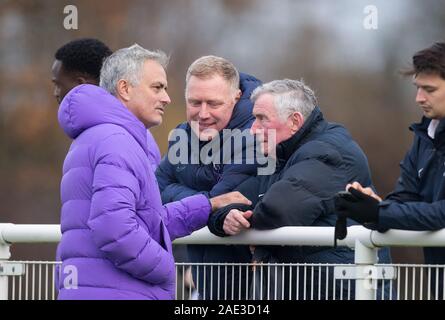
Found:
[100,44,169,96]
[186,55,240,93]
[251,79,317,121]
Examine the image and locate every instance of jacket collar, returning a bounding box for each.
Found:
[411,116,445,149]
[225,73,261,130]
[275,107,325,162]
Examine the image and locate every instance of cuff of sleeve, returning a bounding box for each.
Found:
[208,203,253,237]
[181,194,212,232]
[370,203,390,232]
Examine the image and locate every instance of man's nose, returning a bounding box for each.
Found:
[162,91,171,105]
[416,88,427,104]
[250,119,260,135]
[198,103,210,119]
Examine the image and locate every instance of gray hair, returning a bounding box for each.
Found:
[186,55,240,93]
[251,79,317,121]
[100,44,169,96]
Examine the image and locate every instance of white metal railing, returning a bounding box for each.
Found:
[2,223,445,300]
[4,261,59,300]
[4,261,445,300]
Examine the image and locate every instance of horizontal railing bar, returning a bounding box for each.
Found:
[175,226,353,246]
[370,229,445,247]
[2,223,445,248]
[0,224,61,245]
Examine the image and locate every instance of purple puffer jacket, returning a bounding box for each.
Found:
[56,84,211,300]
[146,130,161,171]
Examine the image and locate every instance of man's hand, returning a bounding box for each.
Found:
[334,186,380,225]
[223,209,253,235]
[209,192,251,211]
[346,182,382,201]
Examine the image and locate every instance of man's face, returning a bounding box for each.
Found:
[125,59,171,128]
[414,72,445,120]
[51,60,83,104]
[186,74,240,141]
[250,93,295,156]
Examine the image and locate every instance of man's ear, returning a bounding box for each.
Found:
[234,89,241,103]
[116,79,131,102]
[290,111,304,133]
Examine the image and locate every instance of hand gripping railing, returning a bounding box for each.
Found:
[2,223,445,300]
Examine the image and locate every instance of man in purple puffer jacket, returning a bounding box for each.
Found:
[56,44,249,300]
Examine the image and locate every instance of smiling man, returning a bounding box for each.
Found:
[186,72,239,140]
[156,55,262,299]
[335,42,445,299]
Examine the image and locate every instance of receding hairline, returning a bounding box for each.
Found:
[185,55,239,90]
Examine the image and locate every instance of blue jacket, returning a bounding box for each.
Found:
[155,72,262,299]
[379,117,445,265]
[208,107,392,299]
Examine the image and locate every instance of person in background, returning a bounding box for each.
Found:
[335,42,445,299]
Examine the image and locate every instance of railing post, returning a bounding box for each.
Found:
[0,224,12,300]
[354,239,378,300]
